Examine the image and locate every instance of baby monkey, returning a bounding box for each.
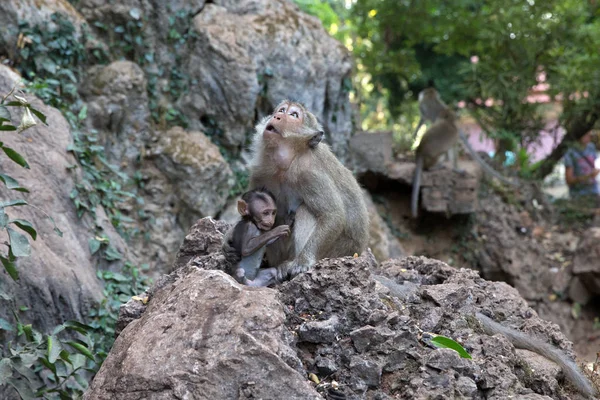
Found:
[223,188,291,287]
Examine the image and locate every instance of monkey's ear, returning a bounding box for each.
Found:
[237,200,249,216]
[308,131,324,149]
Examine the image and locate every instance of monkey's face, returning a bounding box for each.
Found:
[263,102,307,139]
[250,198,277,231]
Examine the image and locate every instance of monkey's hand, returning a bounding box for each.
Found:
[284,210,296,228]
[272,224,291,238]
[234,268,248,285]
[277,255,315,281]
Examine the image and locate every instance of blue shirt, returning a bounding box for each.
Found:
[564,142,599,197]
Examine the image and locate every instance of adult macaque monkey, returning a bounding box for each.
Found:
[248,100,369,281]
[414,87,518,187]
[412,86,449,141]
[411,108,459,218]
[222,188,290,287]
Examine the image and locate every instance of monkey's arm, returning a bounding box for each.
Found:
[241,225,289,257]
[458,130,518,187]
[476,313,596,398]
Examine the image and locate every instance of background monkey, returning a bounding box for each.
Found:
[222,188,290,287]
[412,87,449,141]
[414,87,518,187]
[476,312,596,398]
[411,108,460,218]
[248,100,369,281]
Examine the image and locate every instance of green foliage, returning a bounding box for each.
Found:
[15,13,141,238]
[0,311,98,399]
[0,89,62,281]
[305,0,600,170]
[5,13,154,398]
[0,256,149,399]
[88,261,151,363]
[430,335,472,359]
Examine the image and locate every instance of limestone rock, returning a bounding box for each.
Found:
[153,126,234,218]
[93,217,590,400]
[358,158,481,216]
[0,0,90,53]
[74,0,354,160]
[178,0,354,158]
[84,268,321,400]
[362,189,405,262]
[573,227,600,296]
[350,131,394,175]
[0,65,127,337]
[81,61,152,169]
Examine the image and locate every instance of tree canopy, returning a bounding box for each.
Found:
[296,0,600,178]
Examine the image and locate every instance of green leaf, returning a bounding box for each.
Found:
[22,324,34,342]
[0,254,18,281]
[1,145,30,169]
[29,107,47,125]
[0,199,27,208]
[7,227,31,257]
[0,124,17,131]
[88,238,101,255]
[104,246,122,261]
[66,341,95,362]
[48,335,62,363]
[430,335,472,359]
[0,173,28,192]
[64,320,93,334]
[77,105,87,121]
[0,317,14,331]
[10,219,37,240]
[8,377,36,400]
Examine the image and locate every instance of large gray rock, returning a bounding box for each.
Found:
[0,0,90,54]
[84,269,321,399]
[80,61,152,170]
[179,0,353,158]
[572,227,600,296]
[152,126,234,218]
[90,217,591,400]
[362,189,405,262]
[0,65,127,336]
[74,0,354,160]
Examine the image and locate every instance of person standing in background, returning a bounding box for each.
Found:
[564,130,600,206]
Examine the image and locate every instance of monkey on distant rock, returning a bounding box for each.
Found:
[222,188,290,287]
[413,86,518,188]
[411,108,460,218]
[248,100,369,281]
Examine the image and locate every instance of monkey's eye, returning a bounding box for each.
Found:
[290,111,299,118]
[278,107,286,113]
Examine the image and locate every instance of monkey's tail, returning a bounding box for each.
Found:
[411,155,423,218]
[458,131,519,187]
[476,313,597,398]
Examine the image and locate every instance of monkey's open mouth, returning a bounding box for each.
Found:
[265,124,280,135]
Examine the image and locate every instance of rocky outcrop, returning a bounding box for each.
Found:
[0,65,127,335]
[571,227,600,301]
[0,0,91,56]
[74,0,354,159]
[81,61,152,170]
[363,189,405,262]
[85,217,592,400]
